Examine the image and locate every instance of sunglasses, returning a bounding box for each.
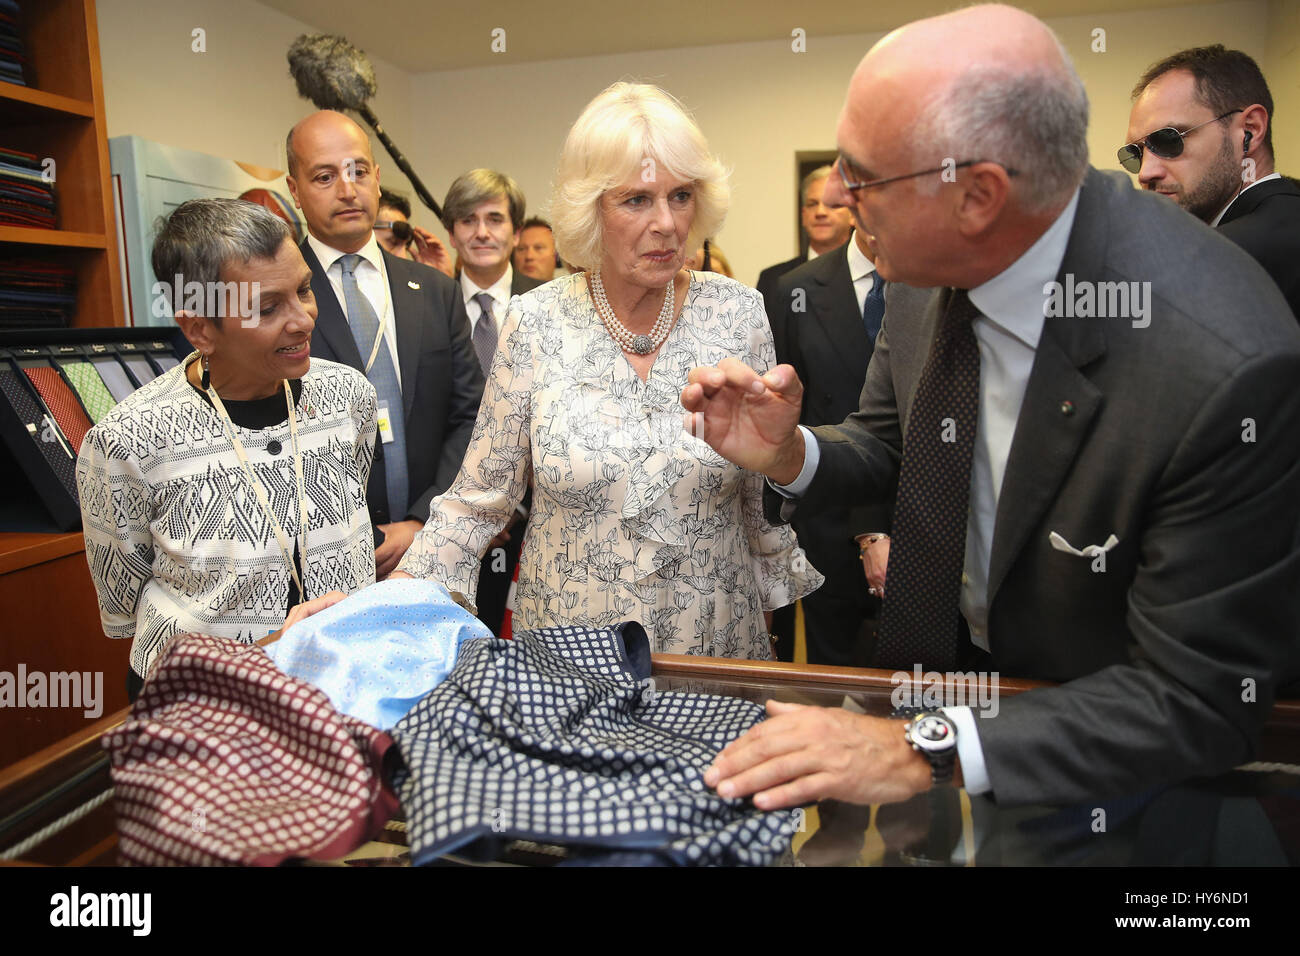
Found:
[375,219,413,242]
[1117,109,1242,173]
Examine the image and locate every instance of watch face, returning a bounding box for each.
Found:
[910,714,956,754]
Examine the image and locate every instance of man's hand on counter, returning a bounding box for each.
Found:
[703,700,960,808]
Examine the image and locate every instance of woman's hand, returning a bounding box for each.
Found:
[258,590,348,646]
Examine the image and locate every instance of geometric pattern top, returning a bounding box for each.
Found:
[76,354,380,677]
[390,621,803,866]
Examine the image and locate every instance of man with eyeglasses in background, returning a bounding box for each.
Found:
[683,4,1300,812]
[1124,45,1299,318]
[375,187,454,278]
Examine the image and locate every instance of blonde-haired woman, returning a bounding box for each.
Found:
[393,82,820,658]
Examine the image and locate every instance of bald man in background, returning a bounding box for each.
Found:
[686,4,1300,809]
[287,110,483,577]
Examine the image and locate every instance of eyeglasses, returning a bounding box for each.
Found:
[1117,110,1242,173]
[375,219,413,242]
[834,155,1019,193]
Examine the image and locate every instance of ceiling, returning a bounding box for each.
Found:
[255,0,1198,72]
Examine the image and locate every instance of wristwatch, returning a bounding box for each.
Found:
[903,711,958,786]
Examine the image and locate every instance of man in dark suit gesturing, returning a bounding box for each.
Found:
[773,229,929,666]
[684,4,1300,809]
[1124,45,1300,318]
[286,110,484,578]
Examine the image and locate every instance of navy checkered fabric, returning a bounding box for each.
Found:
[390,622,801,866]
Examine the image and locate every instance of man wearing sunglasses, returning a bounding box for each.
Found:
[376,188,454,278]
[1124,45,1299,318]
[685,4,1300,813]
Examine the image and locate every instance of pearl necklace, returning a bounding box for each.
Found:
[591,270,674,355]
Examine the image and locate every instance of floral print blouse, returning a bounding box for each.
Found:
[397,271,822,658]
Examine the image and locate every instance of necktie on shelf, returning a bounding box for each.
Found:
[472,292,498,375]
[873,289,981,673]
[862,274,887,345]
[0,368,78,494]
[24,365,93,454]
[339,253,409,520]
[60,360,117,423]
[91,357,136,403]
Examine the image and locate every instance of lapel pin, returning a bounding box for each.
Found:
[1060,400,1075,416]
[407,280,420,290]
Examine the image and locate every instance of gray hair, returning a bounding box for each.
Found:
[910,59,1089,212]
[551,82,730,272]
[800,165,834,205]
[151,199,291,324]
[440,168,527,232]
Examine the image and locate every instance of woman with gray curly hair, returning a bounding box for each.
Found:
[394,82,821,658]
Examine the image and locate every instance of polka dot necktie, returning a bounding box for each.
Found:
[874,289,981,672]
[0,368,78,495]
[472,292,498,375]
[24,365,93,454]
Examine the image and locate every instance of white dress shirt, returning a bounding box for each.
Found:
[460,265,515,338]
[1209,171,1282,227]
[775,188,1083,795]
[845,231,879,313]
[306,232,403,388]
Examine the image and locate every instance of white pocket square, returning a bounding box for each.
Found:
[407,280,421,290]
[1049,531,1119,557]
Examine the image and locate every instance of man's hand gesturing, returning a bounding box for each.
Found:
[681,358,807,484]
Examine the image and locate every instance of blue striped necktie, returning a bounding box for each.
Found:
[862,274,886,345]
[339,254,408,520]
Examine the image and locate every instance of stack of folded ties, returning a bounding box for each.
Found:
[0,0,27,87]
[0,146,55,229]
[0,259,75,328]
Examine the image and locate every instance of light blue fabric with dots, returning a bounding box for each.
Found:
[265,578,492,729]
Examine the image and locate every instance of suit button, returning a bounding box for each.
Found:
[266,440,282,455]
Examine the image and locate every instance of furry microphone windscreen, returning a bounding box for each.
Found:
[287,34,378,112]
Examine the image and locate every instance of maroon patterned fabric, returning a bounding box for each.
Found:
[103,633,399,866]
[24,365,91,452]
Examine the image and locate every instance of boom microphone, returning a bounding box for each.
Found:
[287,34,443,220]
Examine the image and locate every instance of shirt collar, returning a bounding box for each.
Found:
[307,231,387,278]
[1209,171,1283,227]
[460,264,513,305]
[845,231,876,283]
[968,187,1081,351]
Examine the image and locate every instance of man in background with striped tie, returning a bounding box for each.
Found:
[442,169,543,634]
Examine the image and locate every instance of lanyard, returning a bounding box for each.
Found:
[207,378,309,601]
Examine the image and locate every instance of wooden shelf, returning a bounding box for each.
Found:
[0,226,107,248]
[0,532,87,575]
[0,80,94,119]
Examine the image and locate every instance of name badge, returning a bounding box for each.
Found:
[377,403,395,444]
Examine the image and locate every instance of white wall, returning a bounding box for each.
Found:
[96,0,1290,284]
[97,0,416,193]
[407,0,1275,284]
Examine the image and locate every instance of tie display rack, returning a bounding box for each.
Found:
[0,326,186,532]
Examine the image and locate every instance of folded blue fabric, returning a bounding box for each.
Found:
[265,579,492,729]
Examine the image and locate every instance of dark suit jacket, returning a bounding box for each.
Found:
[775,245,904,589]
[509,269,544,299]
[756,254,806,354]
[769,168,1300,805]
[1217,175,1300,319]
[301,239,485,525]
